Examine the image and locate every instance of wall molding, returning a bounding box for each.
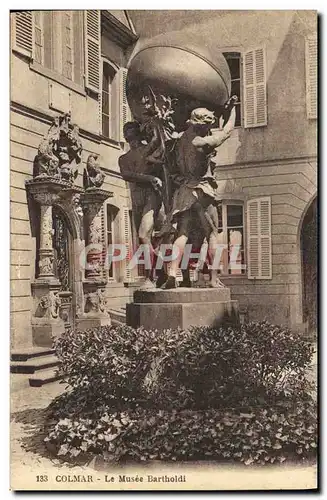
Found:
[216,155,317,171]
[10,100,124,161]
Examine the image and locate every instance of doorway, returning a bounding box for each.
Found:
[300,198,317,332]
[52,206,75,327]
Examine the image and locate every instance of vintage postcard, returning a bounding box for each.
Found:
[10,9,318,491]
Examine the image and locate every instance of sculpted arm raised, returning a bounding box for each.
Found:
[192,96,237,151]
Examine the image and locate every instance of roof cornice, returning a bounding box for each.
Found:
[101,11,139,48]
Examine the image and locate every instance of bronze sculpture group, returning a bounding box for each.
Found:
[119,90,238,289]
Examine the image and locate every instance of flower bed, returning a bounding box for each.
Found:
[45,322,317,465]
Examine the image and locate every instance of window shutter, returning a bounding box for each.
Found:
[73,11,84,86]
[62,11,73,80]
[119,67,131,142]
[122,207,132,282]
[84,10,101,93]
[98,62,103,135]
[12,11,34,58]
[243,47,267,128]
[247,197,272,279]
[305,35,317,120]
[100,205,107,280]
[33,11,43,64]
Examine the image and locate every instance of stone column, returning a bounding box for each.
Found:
[76,187,113,331]
[34,195,57,280]
[81,188,113,281]
[26,179,69,345]
[83,201,103,280]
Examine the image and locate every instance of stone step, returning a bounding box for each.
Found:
[10,354,60,374]
[10,373,31,392]
[11,347,55,362]
[108,307,126,325]
[28,367,63,387]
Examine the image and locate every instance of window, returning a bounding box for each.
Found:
[106,204,118,279]
[12,11,84,86]
[102,61,118,139]
[223,52,242,127]
[223,48,267,128]
[217,202,246,275]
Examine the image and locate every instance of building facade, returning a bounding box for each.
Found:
[10,10,144,349]
[10,10,317,351]
[129,9,317,331]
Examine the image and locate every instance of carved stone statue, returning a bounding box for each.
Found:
[33,113,82,183]
[118,120,164,286]
[118,87,178,287]
[83,154,105,189]
[159,96,238,289]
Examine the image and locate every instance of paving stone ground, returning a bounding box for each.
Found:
[10,350,318,491]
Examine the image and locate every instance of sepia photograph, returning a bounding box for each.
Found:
[10,9,318,491]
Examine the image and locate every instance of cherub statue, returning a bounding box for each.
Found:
[33,117,60,178]
[83,154,105,189]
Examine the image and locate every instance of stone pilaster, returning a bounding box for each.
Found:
[34,193,57,280]
[76,187,113,331]
[81,187,113,281]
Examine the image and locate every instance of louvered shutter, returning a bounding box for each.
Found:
[12,11,33,58]
[33,11,43,64]
[305,35,317,119]
[243,47,267,128]
[122,207,132,282]
[98,61,103,134]
[100,205,107,280]
[119,67,131,142]
[84,10,101,93]
[247,197,272,279]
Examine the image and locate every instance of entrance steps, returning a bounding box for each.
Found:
[10,347,62,389]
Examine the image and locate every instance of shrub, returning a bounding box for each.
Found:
[45,400,317,466]
[48,322,316,465]
[54,322,314,411]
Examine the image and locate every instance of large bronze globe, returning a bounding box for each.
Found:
[126,33,231,130]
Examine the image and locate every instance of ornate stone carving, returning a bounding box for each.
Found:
[33,191,61,206]
[89,215,102,244]
[39,254,54,276]
[37,291,61,318]
[84,154,105,189]
[84,289,108,315]
[98,289,107,314]
[71,193,83,219]
[33,113,82,183]
[81,188,113,280]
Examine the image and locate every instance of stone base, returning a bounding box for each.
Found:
[75,314,111,331]
[126,287,239,331]
[32,322,65,347]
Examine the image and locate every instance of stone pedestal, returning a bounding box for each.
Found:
[126,287,239,331]
[76,279,111,330]
[31,280,64,346]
